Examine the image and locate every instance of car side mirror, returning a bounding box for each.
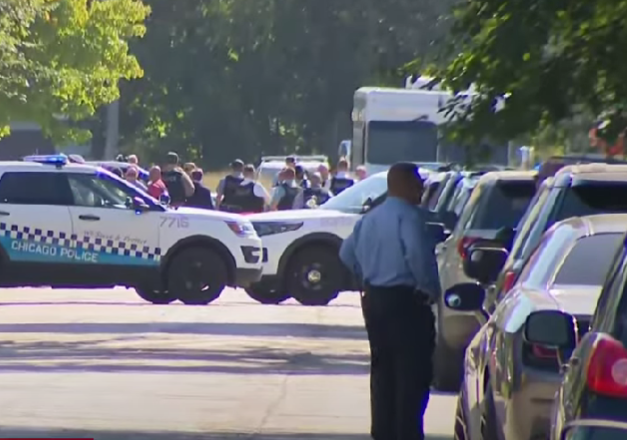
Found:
[443,283,485,311]
[426,222,450,244]
[463,246,508,284]
[560,420,627,440]
[127,196,149,213]
[159,194,171,206]
[361,197,373,213]
[440,210,458,229]
[524,310,577,350]
[495,226,516,251]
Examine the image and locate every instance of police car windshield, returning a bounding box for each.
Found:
[319,174,387,213]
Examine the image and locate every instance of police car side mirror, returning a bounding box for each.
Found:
[361,197,373,213]
[159,194,171,206]
[127,196,149,213]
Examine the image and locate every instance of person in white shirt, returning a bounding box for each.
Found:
[318,163,332,190]
[330,158,355,195]
[243,164,270,210]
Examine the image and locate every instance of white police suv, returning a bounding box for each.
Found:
[246,172,390,305]
[0,155,262,305]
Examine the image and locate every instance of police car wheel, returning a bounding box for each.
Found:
[244,286,290,305]
[167,246,227,305]
[286,245,342,306]
[135,285,178,304]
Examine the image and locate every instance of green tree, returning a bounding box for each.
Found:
[118,0,453,169]
[0,0,149,142]
[426,0,627,146]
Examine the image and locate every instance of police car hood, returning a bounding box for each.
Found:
[246,209,358,222]
[171,207,247,221]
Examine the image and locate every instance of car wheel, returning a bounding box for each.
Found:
[480,385,499,440]
[454,391,468,440]
[286,244,342,306]
[245,285,290,304]
[433,335,463,392]
[166,246,227,305]
[135,285,178,304]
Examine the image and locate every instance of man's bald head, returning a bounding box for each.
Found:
[387,162,424,204]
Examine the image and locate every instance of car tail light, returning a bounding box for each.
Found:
[502,270,517,293]
[587,335,627,398]
[531,344,557,359]
[457,237,479,259]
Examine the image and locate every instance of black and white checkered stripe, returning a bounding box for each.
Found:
[0,222,162,261]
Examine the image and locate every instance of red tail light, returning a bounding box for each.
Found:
[587,336,627,398]
[502,270,517,293]
[531,344,557,359]
[457,237,479,259]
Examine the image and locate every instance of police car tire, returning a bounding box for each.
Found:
[166,246,226,305]
[244,286,290,305]
[286,244,342,306]
[135,285,178,304]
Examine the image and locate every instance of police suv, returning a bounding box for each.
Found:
[246,171,391,305]
[0,155,262,305]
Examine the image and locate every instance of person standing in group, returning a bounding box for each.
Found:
[339,162,440,440]
[216,160,266,213]
[161,152,195,207]
[127,154,139,166]
[186,168,214,209]
[295,165,309,189]
[270,167,301,211]
[242,164,270,211]
[124,166,147,191]
[273,155,297,187]
[318,163,331,190]
[330,158,355,195]
[293,172,331,209]
[147,166,167,199]
[355,165,368,181]
[183,162,196,175]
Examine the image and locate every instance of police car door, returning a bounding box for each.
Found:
[64,171,161,269]
[0,170,73,273]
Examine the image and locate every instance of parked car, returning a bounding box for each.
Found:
[555,419,627,440]
[485,164,627,316]
[448,214,627,440]
[548,223,627,439]
[434,170,538,391]
[436,173,482,232]
[421,171,450,210]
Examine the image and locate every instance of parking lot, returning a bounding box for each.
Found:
[0,287,454,440]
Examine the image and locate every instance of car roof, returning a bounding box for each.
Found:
[556,213,627,236]
[557,163,627,176]
[477,170,537,183]
[0,161,101,173]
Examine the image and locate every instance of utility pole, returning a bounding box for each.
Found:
[103,99,119,160]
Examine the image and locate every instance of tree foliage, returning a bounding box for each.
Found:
[118,0,453,168]
[428,0,627,147]
[0,0,149,142]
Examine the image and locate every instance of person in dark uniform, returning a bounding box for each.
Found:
[270,167,301,210]
[186,168,214,209]
[161,152,195,207]
[293,172,331,208]
[330,158,354,195]
[339,162,440,440]
[295,165,309,189]
[217,160,266,213]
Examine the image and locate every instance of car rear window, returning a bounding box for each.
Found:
[470,181,536,229]
[553,233,623,286]
[557,183,627,221]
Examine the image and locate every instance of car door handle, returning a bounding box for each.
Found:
[78,214,100,221]
[0,210,10,216]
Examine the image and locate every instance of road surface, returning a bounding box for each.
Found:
[0,287,456,440]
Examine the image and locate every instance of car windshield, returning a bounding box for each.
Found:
[319,174,387,213]
[552,233,623,286]
[366,120,438,165]
[557,183,627,220]
[470,180,536,229]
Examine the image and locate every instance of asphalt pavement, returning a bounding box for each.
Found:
[0,287,456,439]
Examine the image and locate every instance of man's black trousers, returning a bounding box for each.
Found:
[361,284,436,440]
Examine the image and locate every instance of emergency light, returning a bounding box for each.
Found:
[23,154,69,166]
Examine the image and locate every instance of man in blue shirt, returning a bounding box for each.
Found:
[339,162,440,440]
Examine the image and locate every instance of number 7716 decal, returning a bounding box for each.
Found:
[160,216,189,228]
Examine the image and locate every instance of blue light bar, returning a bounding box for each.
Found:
[23,154,68,166]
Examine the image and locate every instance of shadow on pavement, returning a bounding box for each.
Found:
[0,339,370,375]
[0,322,367,340]
[0,300,363,308]
[0,427,452,440]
